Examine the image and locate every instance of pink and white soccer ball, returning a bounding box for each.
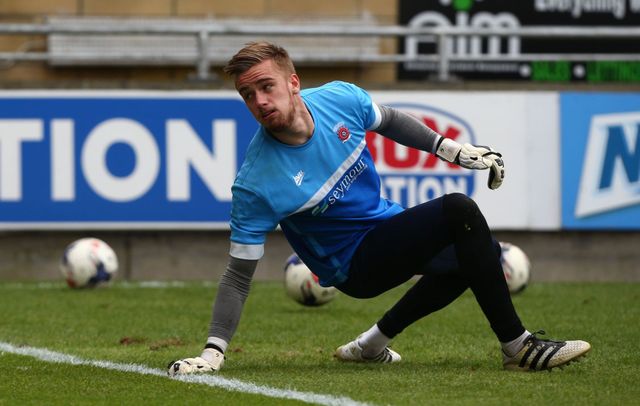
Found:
[284,253,338,306]
[500,242,531,294]
[60,238,118,288]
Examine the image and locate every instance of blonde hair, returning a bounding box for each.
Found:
[223,41,296,77]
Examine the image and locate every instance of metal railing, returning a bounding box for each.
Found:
[1,21,639,81]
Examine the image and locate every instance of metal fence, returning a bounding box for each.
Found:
[1,19,639,81]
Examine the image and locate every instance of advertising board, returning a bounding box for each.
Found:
[0,92,256,229]
[399,0,640,82]
[561,92,640,229]
[0,90,559,230]
[370,91,560,229]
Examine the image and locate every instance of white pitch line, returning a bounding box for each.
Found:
[0,341,372,406]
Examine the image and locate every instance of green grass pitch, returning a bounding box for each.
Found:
[0,280,638,405]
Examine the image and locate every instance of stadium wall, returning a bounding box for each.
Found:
[1,230,639,283]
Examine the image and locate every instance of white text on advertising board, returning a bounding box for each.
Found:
[0,118,236,202]
[576,111,640,217]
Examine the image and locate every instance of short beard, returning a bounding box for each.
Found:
[264,98,296,134]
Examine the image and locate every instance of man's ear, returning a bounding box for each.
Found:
[290,73,301,94]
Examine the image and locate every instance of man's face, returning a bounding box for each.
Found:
[235,59,300,133]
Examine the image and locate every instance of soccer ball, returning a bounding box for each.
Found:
[500,242,531,294]
[284,253,338,306]
[60,238,118,288]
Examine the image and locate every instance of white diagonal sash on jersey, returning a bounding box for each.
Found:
[293,137,368,215]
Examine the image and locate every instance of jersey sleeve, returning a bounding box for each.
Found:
[339,82,382,131]
[229,184,279,260]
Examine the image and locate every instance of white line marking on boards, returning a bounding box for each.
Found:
[0,341,372,406]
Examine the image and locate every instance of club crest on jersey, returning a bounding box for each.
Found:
[333,122,351,143]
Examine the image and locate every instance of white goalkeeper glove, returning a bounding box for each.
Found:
[167,348,224,376]
[436,138,505,190]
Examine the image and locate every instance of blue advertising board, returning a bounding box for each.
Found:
[561,92,640,229]
[0,92,257,229]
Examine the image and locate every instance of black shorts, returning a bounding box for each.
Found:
[337,195,500,298]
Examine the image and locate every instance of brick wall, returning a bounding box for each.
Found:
[0,0,398,87]
[1,0,396,19]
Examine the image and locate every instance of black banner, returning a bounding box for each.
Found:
[398,0,640,82]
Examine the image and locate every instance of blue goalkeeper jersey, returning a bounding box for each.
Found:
[229,81,403,286]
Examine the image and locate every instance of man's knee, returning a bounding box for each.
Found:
[442,193,482,226]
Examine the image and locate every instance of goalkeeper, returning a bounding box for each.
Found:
[168,42,590,375]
